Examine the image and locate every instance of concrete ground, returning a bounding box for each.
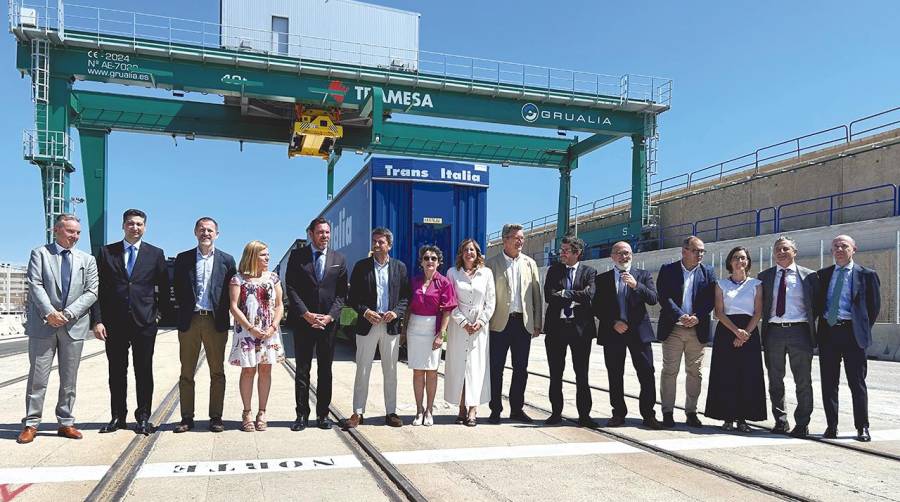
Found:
[0,329,897,501]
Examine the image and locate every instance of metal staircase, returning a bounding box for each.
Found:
[642,114,660,227]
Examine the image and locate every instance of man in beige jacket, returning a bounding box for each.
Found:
[485,224,543,424]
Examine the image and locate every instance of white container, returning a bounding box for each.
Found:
[220,0,420,70]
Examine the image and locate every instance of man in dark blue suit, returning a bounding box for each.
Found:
[92,209,171,435]
[172,217,236,433]
[656,236,716,428]
[593,241,662,429]
[542,235,597,428]
[816,234,880,442]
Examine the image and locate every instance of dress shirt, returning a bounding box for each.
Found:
[560,262,580,319]
[613,266,630,320]
[770,263,808,323]
[826,260,855,321]
[681,262,698,316]
[503,251,523,314]
[194,247,215,311]
[123,239,142,268]
[50,242,74,320]
[374,257,390,313]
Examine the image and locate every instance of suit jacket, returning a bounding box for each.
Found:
[92,241,171,331]
[173,247,237,333]
[593,267,658,345]
[656,260,717,343]
[285,245,348,326]
[25,244,98,340]
[815,263,881,349]
[758,264,819,346]
[349,256,410,336]
[485,252,544,335]
[543,261,597,338]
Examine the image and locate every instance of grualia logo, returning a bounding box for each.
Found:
[522,103,539,123]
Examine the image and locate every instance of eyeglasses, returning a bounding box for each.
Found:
[613,251,632,257]
[422,256,439,262]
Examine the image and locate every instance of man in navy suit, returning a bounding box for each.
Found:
[816,234,880,442]
[93,209,171,435]
[172,217,236,433]
[593,241,662,429]
[543,235,598,428]
[285,217,348,431]
[656,236,716,428]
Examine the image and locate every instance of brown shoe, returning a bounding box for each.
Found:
[57,425,83,440]
[385,413,403,428]
[345,413,363,429]
[17,426,37,444]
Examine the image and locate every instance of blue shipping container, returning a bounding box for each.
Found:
[319,157,489,276]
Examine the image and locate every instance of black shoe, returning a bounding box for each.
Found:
[685,413,703,428]
[316,417,333,430]
[642,416,663,430]
[789,425,808,438]
[823,426,838,439]
[662,412,675,428]
[721,421,735,431]
[606,416,626,427]
[291,417,308,432]
[209,418,225,433]
[99,417,127,434]
[736,420,751,433]
[857,427,871,442]
[544,414,563,426]
[772,420,791,435]
[509,410,534,423]
[173,419,194,434]
[135,420,153,436]
[578,417,599,429]
[488,412,501,424]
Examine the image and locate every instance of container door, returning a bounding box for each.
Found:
[411,184,455,274]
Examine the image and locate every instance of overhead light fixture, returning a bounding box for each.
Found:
[557,128,567,137]
[355,149,365,155]
[185,132,196,141]
[373,133,382,144]
[173,90,185,97]
[501,160,510,167]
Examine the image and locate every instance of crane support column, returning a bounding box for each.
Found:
[79,127,109,255]
[555,157,576,248]
[629,134,648,243]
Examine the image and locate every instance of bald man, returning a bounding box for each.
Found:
[816,234,880,442]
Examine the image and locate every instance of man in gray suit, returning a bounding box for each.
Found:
[758,236,819,438]
[18,214,99,444]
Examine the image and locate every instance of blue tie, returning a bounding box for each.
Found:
[618,271,628,321]
[563,267,574,318]
[826,267,847,326]
[315,251,325,281]
[60,249,72,306]
[126,245,136,278]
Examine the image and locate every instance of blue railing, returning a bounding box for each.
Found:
[774,184,898,233]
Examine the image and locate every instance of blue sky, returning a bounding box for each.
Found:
[2,0,899,264]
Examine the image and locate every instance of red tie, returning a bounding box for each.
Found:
[776,269,787,317]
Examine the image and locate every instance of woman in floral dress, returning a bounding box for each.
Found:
[229,240,285,432]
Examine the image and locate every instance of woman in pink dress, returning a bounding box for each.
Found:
[228,241,285,432]
[406,245,457,426]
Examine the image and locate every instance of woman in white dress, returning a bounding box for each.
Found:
[445,239,495,427]
[228,241,285,432]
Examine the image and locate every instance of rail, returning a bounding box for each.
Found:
[492,105,900,243]
[8,0,672,106]
[775,184,898,233]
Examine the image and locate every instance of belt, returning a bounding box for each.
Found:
[508,312,523,319]
[832,319,853,327]
[195,310,213,316]
[769,321,808,328]
[559,317,576,324]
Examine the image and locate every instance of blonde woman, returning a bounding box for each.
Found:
[229,241,285,432]
[445,239,495,427]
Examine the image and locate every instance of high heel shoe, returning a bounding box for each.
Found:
[424,411,434,427]
[241,410,255,432]
[255,410,267,431]
[412,413,424,426]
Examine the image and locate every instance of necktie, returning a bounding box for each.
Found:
[563,267,574,318]
[126,245,136,278]
[618,271,628,320]
[775,269,788,317]
[315,251,325,281]
[60,249,72,306]
[826,267,847,326]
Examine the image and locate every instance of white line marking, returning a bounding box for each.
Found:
[2,429,898,485]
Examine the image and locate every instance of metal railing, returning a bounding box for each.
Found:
[22,129,71,162]
[8,0,672,106]
[775,184,898,233]
[493,104,900,243]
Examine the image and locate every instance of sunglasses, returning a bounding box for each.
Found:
[422,256,439,262]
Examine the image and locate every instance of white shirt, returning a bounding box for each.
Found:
[123,239,142,268]
[195,247,215,311]
[718,278,761,316]
[503,251,523,313]
[560,262,580,319]
[374,257,390,313]
[770,263,808,323]
[681,262,698,316]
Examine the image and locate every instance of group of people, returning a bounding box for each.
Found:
[16,210,880,445]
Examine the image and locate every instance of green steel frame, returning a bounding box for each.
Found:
[10,5,668,255]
